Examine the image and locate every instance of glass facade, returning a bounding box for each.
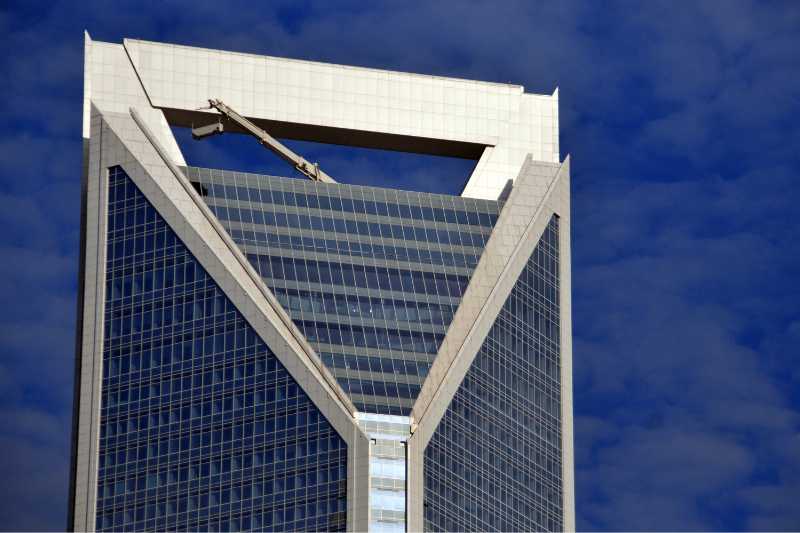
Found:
[423,216,563,532]
[97,166,348,531]
[184,167,500,416]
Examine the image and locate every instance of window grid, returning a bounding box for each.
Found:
[424,216,563,532]
[98,167,347,532]
[186,166,500,415]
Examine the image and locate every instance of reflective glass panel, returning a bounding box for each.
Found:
[97,166,348,532]
[185,167,500,415]
[423,216,562,532]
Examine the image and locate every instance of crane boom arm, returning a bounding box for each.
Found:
[194,99,336,184]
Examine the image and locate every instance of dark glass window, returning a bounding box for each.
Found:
[424,216,563,532]
[184,166,500,415]
[98,167,347,532]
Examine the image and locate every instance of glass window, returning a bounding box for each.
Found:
[183,165,501,415]
[98,167,348,532]
[424,216,562,532]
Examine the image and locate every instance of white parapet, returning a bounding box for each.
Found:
[86,34,559,200]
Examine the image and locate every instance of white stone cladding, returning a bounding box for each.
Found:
[86,35,559,201]
[82,33,185,165]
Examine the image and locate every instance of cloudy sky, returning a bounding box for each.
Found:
[1,1,798,530]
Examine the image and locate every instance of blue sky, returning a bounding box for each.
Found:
[1,0,799,530]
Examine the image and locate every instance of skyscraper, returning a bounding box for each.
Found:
[70,34,573,532]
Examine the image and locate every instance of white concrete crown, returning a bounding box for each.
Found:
[84,34,560,201]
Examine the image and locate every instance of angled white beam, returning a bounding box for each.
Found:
[71,103,370,531]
